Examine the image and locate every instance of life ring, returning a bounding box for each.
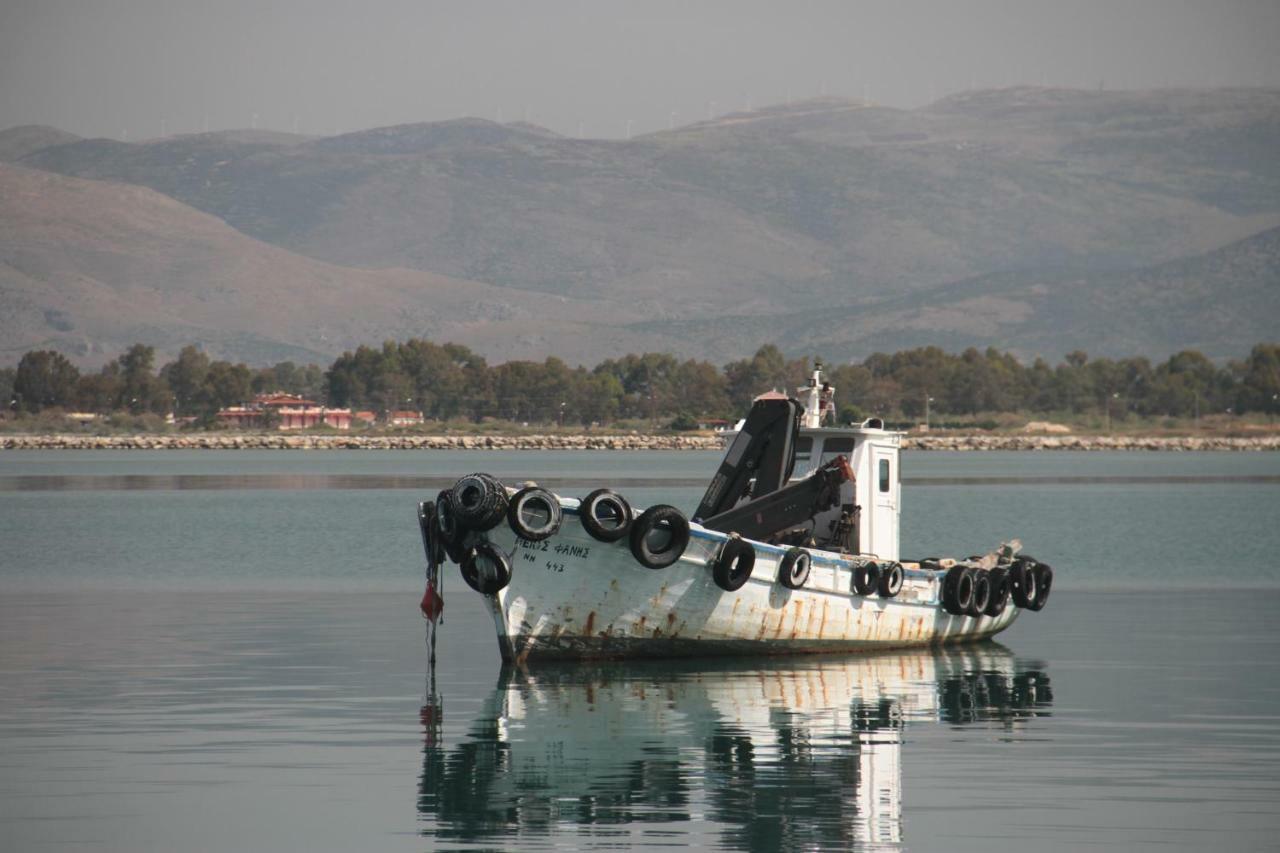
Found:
[435,489,468,564]
[459,540,512,595]
[579,488,633,542]
[628,504,690,569]
[1027,563,1053,611]
[777,547,811,590]
[853,562,880,596]
[451,472,508,531]
[506,486,563,541]
[984,566,1011,617]
[967,569,991,617]
[877,561,904,598]
[712,537,756,591]
[942,565,974,615]
[1010,558,1039,608]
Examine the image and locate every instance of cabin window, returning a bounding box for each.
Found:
[819,437,855,468]
[879,459,891,493]
[793,437,813,472]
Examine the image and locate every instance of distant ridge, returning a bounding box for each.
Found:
[623,224,1280,363]
[4,86,1280,364]
[0,163,646,366]
[0,125,81,162]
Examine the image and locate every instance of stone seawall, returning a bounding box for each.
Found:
[2,433,1278,451]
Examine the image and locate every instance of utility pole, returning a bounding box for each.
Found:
[925,395,934,431]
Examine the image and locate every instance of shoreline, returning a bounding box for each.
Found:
[2,433,1278,451]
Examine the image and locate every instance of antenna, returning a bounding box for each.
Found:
[577,119,584,137]
[625,118,633,139]
[668,110,677,130]
[746,93,753,111]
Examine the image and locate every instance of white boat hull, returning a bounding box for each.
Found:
[481,501,1020,664]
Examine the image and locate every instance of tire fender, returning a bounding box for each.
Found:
[628,504,690,569]
[712,536,757,591]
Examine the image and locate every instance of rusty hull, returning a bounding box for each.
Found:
[480,510,1020,665]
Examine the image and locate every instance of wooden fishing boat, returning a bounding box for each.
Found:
[418,367,1054,664]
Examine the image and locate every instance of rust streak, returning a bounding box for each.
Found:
[584,611,595,635]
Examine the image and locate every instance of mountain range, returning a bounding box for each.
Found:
[2,86,1278,366]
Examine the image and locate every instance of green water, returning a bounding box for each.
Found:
[2,449,1279,851]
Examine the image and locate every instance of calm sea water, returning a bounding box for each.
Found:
[2,449,1279,851]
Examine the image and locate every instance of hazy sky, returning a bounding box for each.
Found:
[2,0,1278,140]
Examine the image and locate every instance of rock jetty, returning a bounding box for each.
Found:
[0,433,722,451]
[2,433,1278,451]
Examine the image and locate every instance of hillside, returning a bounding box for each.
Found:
[0,164,645,366]
[0,125,81,162]
[17,89,1280,315]
[4,87,1280,364]
[625,225,1280,363]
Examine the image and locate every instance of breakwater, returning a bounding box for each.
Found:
[2,433,1278,451]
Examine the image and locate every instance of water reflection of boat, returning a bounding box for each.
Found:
[418,644,1052,849]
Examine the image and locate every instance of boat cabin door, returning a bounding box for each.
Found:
[867,443,900,562]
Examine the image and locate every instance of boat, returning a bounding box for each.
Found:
[417,646,1053,847]
[417,365,1054,664]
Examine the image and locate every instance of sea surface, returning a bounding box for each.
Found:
[2,449,1279,851]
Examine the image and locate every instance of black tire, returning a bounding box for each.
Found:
[967,569,991,617]
[778,547,811,590]
[1010,560,1038,608]
[877,561,904,598]
[985,566,1011,617]
[579,489,633,542]
[628,505,690,569]
[451,473,508,531]
[417,500,445,566]
[1027,563,1053,611]
[436,489,467,564]
[506,486,563,541]
[942,565,974,615]
[853,562,880,596]
[712,537,757,591]
[459,540,512,595]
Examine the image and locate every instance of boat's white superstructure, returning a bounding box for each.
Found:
[420,366,1053,663]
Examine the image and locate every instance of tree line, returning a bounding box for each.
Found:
[4,340,1278,426]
